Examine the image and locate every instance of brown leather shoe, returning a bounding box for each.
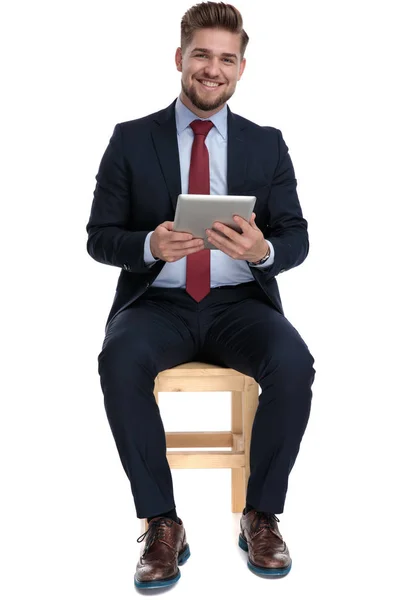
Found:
[134,517,190,589]
[239,510,292,577]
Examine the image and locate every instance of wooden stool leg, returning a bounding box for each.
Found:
[140,518,149,534]
[231,391,245,512]
[242,378,259,505]
[154,378,159,406]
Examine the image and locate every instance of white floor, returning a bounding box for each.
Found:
[87,467,396,599]
[3,390,399,599]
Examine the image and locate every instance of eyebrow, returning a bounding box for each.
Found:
[190,47,238,59]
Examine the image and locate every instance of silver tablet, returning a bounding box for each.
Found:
[173,194,256,250]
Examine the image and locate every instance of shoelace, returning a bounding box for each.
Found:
[251,511,280,534]
[136,517,174,557]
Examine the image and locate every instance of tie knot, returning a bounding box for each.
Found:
[190,119,214,137]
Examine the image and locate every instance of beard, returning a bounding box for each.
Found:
[181,78,235,112]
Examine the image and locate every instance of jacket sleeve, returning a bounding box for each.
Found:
[248,128,309,278]
[86,124,154,274]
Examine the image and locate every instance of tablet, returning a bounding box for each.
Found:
[173,194,256,250]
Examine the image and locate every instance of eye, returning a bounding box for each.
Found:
[194,54,234,63]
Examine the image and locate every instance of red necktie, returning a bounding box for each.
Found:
[186,119,214,302]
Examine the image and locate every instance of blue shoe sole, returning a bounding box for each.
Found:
[134,544,191,589]
[238,534,292,578]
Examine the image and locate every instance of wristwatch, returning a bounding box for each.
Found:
[249,245,271,266]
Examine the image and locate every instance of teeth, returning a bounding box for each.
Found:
[200,80,220,87]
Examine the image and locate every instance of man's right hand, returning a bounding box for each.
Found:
[150,221,205,262]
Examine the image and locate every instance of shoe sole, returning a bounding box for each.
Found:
[238,534,292,578]
[134,544,191,589]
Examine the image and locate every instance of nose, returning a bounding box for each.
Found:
[203,56,221,78]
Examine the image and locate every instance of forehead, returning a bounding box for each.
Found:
[186,27,241,57]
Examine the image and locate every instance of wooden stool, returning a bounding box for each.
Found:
[153,362,259,514]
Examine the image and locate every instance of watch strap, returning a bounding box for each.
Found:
[249,246,271,266]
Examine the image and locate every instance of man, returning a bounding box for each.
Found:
[86,1,316,589]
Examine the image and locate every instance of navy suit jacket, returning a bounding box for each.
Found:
[86,98,309,329]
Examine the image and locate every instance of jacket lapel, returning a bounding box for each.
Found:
[151,98,249,212]
[151,99,182,213]
[227,105,249,195]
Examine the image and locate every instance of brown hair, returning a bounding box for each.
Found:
[180,2,249,60]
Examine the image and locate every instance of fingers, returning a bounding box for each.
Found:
[164,240,205,262]
[163,238,204,258]
[163,221,176,230]
[232,212,257,231]
[185,243,205,256]
[207,230,237,254]
[208,221,242,242]
[175,238,204,250]
[161,222,194,242]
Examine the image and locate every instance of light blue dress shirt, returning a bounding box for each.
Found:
[143,96,275,287]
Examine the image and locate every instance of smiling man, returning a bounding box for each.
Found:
[86,1,316,590]
[178,28,245,114]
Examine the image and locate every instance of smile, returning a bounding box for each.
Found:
[197,79,224,90]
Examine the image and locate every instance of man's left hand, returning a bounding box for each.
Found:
[206,212,269,263]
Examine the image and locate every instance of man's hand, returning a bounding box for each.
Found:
[150,221,205,262]
[206,212,269,262]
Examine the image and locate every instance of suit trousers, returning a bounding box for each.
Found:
[97,280,316,518]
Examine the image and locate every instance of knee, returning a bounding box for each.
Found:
[297,346,316,383]
[97,332,153,381]
[287,341,315,380]
[263,341,315,385]
[294,339,315,367]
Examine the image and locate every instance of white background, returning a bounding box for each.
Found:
[2,0,400,597]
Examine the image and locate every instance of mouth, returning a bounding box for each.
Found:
[196,79,224,91]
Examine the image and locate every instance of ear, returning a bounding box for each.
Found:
[175,48,183,72]
[238,57,246,81]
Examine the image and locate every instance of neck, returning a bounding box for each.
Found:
[179,92,225,119]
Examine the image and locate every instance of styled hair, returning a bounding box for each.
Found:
[180,2,249,59]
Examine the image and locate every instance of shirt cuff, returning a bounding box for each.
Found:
[144,231,159,266]
[250,240,275,268]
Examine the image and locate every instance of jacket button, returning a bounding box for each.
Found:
[123,263,130,271]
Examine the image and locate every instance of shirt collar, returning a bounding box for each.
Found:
[175,95,227,140]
